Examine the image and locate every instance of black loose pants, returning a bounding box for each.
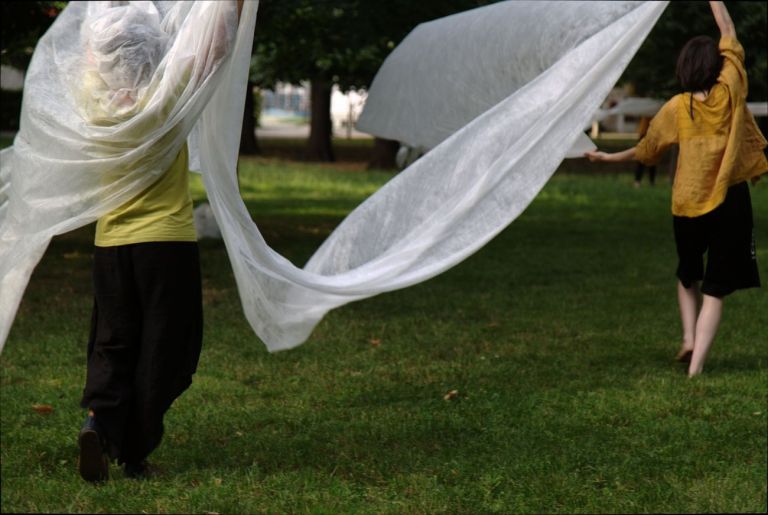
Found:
[81,242,203,464]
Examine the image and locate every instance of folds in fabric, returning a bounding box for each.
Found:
[355,1,653,158]
[201,1,668,351]
[0,1,256,349]
[1,1,668,354]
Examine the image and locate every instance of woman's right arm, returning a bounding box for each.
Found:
[709,1,736,39]
[584,147,637,163]
[585,97,679,166]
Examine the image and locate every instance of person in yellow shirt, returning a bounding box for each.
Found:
[77,1,243,482]
[585,1,767,377]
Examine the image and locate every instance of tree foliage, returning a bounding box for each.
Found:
[3,1,764,156]
[250,0,497,161]
[621,1,767,101]
[251,0,496,91]
[0,1,66,70]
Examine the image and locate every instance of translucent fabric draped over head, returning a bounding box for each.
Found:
[83,3,168,97]
[0,1,257,347]
[1,1,667,354]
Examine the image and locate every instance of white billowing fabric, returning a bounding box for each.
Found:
[355,1,639,158]
[203,1,668,351]
[0,0,257,348]
[1,0,668,353]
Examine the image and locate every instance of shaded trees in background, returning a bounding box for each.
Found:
[253,0,766,165]
[3,2,764,160]
[621,1,767,101]
[239,80,261,155]
[251,0,495,164]
[0,1,66,131]
[0,1,65,70]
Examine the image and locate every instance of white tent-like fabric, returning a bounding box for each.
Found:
[0,1,668,353]
[355,1,623,158]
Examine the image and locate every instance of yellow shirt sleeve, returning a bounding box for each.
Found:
[717,36,747,99]
[635,97,678,166]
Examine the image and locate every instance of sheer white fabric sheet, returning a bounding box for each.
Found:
[0,0,254,347]
[0,1,667,352]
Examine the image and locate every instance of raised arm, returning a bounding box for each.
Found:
[709,1,736,39]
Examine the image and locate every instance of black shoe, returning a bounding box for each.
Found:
[78,415,109,483]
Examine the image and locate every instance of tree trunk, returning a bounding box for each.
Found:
[239,81,260,155]
[367,137,399,170]
[307,79,335,162]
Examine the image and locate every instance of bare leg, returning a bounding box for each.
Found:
[677,280,700,354]
[688,294,724,377]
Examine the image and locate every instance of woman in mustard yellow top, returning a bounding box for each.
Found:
[586,1,767,377]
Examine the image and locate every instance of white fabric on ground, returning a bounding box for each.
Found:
[1,1,667,353]
[193,203,222,240]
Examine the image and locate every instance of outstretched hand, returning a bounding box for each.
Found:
[584,150,610,162]
[584,146,637,163]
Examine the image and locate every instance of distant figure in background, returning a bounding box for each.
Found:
[633,116,656,187]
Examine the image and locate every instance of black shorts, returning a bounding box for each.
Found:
[673,181,760,298]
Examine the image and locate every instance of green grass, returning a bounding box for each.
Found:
[1,156,767,514]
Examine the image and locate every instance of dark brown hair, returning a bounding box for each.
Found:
[676,36,722,93]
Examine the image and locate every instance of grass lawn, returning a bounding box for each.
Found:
[1,155,766,514]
